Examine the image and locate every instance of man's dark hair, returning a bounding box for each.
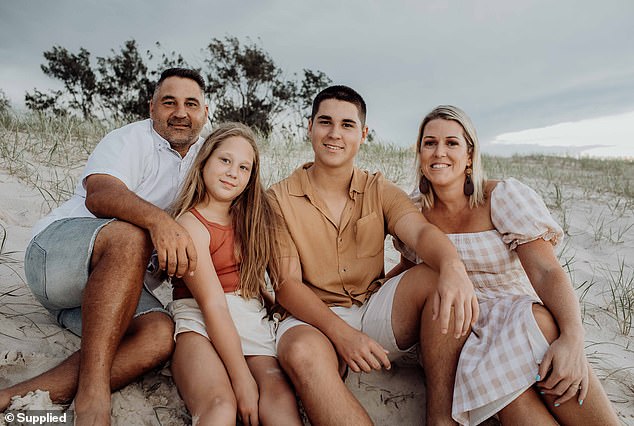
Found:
[310,85,367,125]
[154,68,206,95]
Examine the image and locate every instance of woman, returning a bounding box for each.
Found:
[389,106,618,425]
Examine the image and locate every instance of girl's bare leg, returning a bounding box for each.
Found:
[247,355,302,426]
[171,332,236,425]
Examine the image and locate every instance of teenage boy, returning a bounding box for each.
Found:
[269,85,478,425]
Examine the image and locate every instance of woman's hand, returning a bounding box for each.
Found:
[536,333,588,405]
[233,374,260,426]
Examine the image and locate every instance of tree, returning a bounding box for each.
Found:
[296,69,331,118]
[40,47,97,119]
[25,37,330,133]
[97,40,193,121]
[96,40,152,121]
[203,36,330,136]
[24,89,68,117]
[145,41,189,80]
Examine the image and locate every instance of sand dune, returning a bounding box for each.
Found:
[1,157,633,424]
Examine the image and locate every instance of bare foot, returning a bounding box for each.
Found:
[73,409,111,426]
[73,389,111,426]
[0,389,12,412]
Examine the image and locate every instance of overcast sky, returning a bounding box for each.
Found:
[1,0,633,151]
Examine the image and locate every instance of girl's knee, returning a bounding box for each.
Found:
[193,395,237,424]
[532,304,559,344]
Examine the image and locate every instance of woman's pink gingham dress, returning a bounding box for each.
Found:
[394,178,563,426]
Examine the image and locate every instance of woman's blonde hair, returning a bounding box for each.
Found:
[171,122,279,299]
[415,105,486,209]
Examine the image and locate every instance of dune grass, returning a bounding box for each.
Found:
[0,223,17,261]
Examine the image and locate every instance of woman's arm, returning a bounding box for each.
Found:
[178,213,259,423]
[516,238,588,405]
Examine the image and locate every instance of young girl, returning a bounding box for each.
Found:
[167,122,302,426]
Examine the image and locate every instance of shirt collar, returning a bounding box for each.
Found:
[288,162,366,198]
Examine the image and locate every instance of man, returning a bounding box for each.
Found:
[0,68,208,425]
[268,85,479,425]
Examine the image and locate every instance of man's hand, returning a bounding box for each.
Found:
[85,174,198,278]
[331,325,391,373]
[434,260,479,338]
[149,216,198,278]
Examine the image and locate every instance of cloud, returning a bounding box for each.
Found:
[1,0,633,148]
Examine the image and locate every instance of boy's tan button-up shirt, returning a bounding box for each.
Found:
[268,163,418,307]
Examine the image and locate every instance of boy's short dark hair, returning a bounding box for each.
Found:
[311,85,367,125]
[154,68,206,95]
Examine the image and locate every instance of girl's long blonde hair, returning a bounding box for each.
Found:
[171,122,279,299]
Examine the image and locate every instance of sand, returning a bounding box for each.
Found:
[1,161,633,425]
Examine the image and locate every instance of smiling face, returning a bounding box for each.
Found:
[419,118,472,191]
[308,98,368,170]
[150,76,208,156]
[202,136,255,205]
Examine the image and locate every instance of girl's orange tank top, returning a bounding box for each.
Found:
[172,208,240,299]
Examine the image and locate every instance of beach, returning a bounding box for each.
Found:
[1,124,633,425]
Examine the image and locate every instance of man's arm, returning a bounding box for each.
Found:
[393,211,478,337]
[85,174,197,278]
[275,255,391,373]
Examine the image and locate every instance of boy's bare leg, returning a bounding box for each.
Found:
[391,265,468,426]
[277,325,373,426]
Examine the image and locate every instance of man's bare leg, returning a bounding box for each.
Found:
[0,312,173,411]
[277,325,373,426]
[497,387,558,426]
[531,305,619,426]
[73,221,153,425]
[391,265,468,426]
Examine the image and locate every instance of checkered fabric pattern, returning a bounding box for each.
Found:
[394,178,564,426]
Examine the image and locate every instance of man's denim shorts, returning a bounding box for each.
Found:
[24,217,168,337]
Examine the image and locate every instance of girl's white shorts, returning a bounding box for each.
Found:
[168,295,276,357]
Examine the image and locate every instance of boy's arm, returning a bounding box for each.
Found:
[275,255,391,373]
[393,211,478,337]
[85,174,197,278]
